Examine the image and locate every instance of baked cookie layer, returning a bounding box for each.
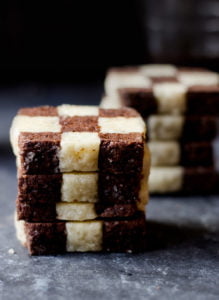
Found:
[10,105,147,175]
[149,167,219,194]
[15,213,147,255]
[103,65,219,116]
[147,115,217,141]
[18,171,148,204]
[149,141,214,167]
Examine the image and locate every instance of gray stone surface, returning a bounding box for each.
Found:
[0,85,219,300]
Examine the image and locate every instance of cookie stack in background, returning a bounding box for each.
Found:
[10,105,150,255]
[102,64,219,194]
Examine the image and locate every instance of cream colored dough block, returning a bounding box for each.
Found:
[100,95,122,109]
[58,104,99,116]
[138,178,149,208]
[153,83,187,114]
[178,71,219,87]
[14,215,26,246]
[56,203,98,221]
[10,115,61,155]
[149,141,180,166]
[149,166,184,193]
[148,115,185,140]
[99,117,146,135]
[105,72,151,95]
[16,156,21,170]
[59,132,100,172]
[140,64,177,77]
[137,143,151,208]
[143,143,151,180]
[62,173,98,203]
[66,221,103,252]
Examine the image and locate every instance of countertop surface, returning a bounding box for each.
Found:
[0,84,219,300]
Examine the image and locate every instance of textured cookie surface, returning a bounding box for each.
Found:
[147,115,217,141]
[148,141,213,167]
[149,167,219,194]
[10,105,147,174]
[15,213,147,255]
[102,65,219,116]
[18,168,148,203]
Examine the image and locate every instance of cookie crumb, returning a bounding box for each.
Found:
[8,248,15,255]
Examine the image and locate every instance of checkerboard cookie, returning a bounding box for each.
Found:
[15,213,147,255]
[10,105,147,175]
[149,141,213,167]
[147,115,217,141]
[103,65,219,116]
[149,167,219,194]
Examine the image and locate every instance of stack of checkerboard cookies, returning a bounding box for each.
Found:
[102,64,219,194]
[10,105,150,255]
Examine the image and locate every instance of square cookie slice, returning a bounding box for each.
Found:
[103,65,219,116]
[15,213,147,255]
[10,105,147,174]
[149,167,219,194]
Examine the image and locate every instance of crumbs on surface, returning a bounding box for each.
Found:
[8,248,15,254]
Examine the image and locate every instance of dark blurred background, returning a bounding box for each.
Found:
[1,0,219,146]
[0,1,146,82]
[1,0,219,83]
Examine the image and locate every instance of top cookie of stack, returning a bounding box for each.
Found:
[103,65,219,115]
[10,105,146,175]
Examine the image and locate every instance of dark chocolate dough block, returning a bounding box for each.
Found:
[181,116,217,141]
[18,174,62,203]
[18,106,58,116]
[16,200,57,222]
[25,222,67,255]
[183,167,219,194]
[181,142,213,167]
[18,132,61,174]
[118,88,158,117]
[102,215,147,252]
[186,86,219,115]
[98,172,142,204]
[99,133,144,174]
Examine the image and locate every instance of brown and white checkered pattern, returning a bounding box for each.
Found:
[105,64,219,91]
[15,212,147,254]
[102,64,219,114]
[10,105,146,174]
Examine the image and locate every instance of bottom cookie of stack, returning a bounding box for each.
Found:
[15,213,147,255]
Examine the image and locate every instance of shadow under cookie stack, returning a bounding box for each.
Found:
[102,64,219,194]
[10,105,150,255]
